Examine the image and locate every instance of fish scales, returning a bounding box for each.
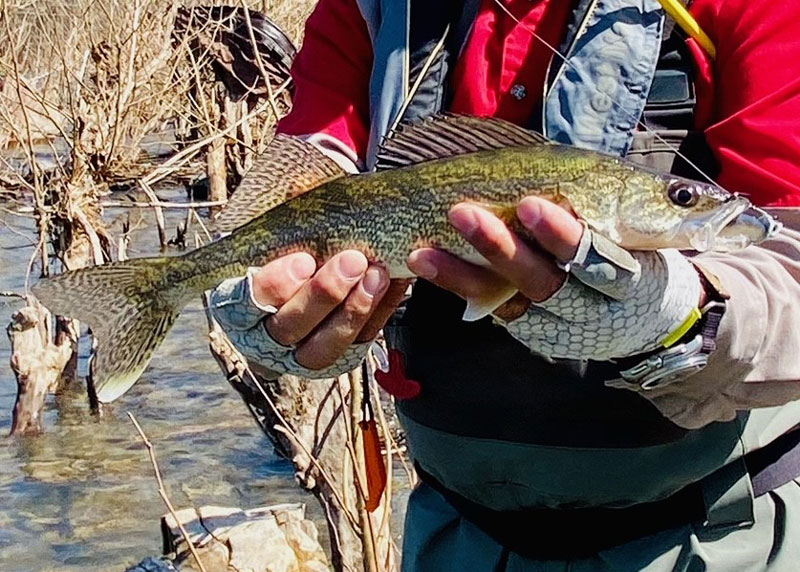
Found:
[31,115,779,403]
[184,145,602,288]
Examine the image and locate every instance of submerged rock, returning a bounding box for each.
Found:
[125,556,179,572]
[127,503,330,572]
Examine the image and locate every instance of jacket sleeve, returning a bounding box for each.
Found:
[643,212,800,429]
[639,2,800,428]
[276,0,373,161]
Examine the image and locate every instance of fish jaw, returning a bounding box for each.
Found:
[683,196,749,251]
[683,196,783,252]
[713,205,783,251]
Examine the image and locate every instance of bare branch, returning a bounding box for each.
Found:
[127,412,209,572]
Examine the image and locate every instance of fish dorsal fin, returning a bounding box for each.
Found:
[375,114,550,170]
[214,134,345,232]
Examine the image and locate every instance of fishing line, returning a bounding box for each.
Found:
[491,0,727,192]
[389,30,450,135]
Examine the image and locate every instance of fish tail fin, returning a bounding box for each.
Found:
[32,257,184,403]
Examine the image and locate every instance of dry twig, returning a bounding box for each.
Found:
[127,412,208,572]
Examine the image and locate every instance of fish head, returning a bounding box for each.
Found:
[568,164,779,251]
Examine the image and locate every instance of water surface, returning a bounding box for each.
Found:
[0,191,325,571]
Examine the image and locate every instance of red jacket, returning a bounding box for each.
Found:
[279,0,800,207]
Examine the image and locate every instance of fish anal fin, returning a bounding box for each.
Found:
[376,114,551,170]
[463,285,519,322]
[213,134,345,233]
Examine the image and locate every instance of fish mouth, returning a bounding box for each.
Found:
[715,204,783,250]
[687,197,746,252]
[689,196,781,252]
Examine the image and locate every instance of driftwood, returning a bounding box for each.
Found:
[7,297,77,435]
[126,405,333,572]
[7,175,111,433]
[165,504,330,572]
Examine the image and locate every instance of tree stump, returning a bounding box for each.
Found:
[7,298,77,435]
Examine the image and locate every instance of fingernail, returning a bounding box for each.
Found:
[517,197,542,229]
[287,253,316,281]
[337,252,368,279]
[449,205,479,237]
[407,251,438,280]
[361,267,387,297]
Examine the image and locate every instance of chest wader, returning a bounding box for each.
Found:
[355,0,800,560]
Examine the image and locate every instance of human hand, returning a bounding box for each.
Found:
[407,196,705,360]
[407,197,583,319]
[210,251,409,377]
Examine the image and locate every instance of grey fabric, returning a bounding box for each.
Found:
[398,412,743,510]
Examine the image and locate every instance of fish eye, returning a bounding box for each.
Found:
[668,183,699,207]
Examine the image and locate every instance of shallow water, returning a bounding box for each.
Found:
[0,192,329,571]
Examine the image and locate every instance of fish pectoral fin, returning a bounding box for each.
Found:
[213,134,345,233]
[463,201,518,225]
[462,285,519,322]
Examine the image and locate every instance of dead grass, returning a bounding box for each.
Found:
[0,0,317,177]
[0,0,319,431]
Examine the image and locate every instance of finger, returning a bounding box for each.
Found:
[250,252,317,307]
[407,248,511,300]
[356,278,411,342]
[517,196,584,261]
[295,266,390,369]
[267,250,367,345]
[448,204,566,302]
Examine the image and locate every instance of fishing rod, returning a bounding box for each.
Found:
[491,0,723,191]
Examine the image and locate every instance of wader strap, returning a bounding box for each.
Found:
[747,425,800,499]
[416,464,706,560]
[699,425,800,529]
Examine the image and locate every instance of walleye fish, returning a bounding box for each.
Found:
[32,115,780,403]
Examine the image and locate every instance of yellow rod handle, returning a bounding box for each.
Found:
[656,0,716,59]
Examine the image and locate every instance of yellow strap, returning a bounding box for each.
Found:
[656,0,716,59]
[660,307,703,348]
